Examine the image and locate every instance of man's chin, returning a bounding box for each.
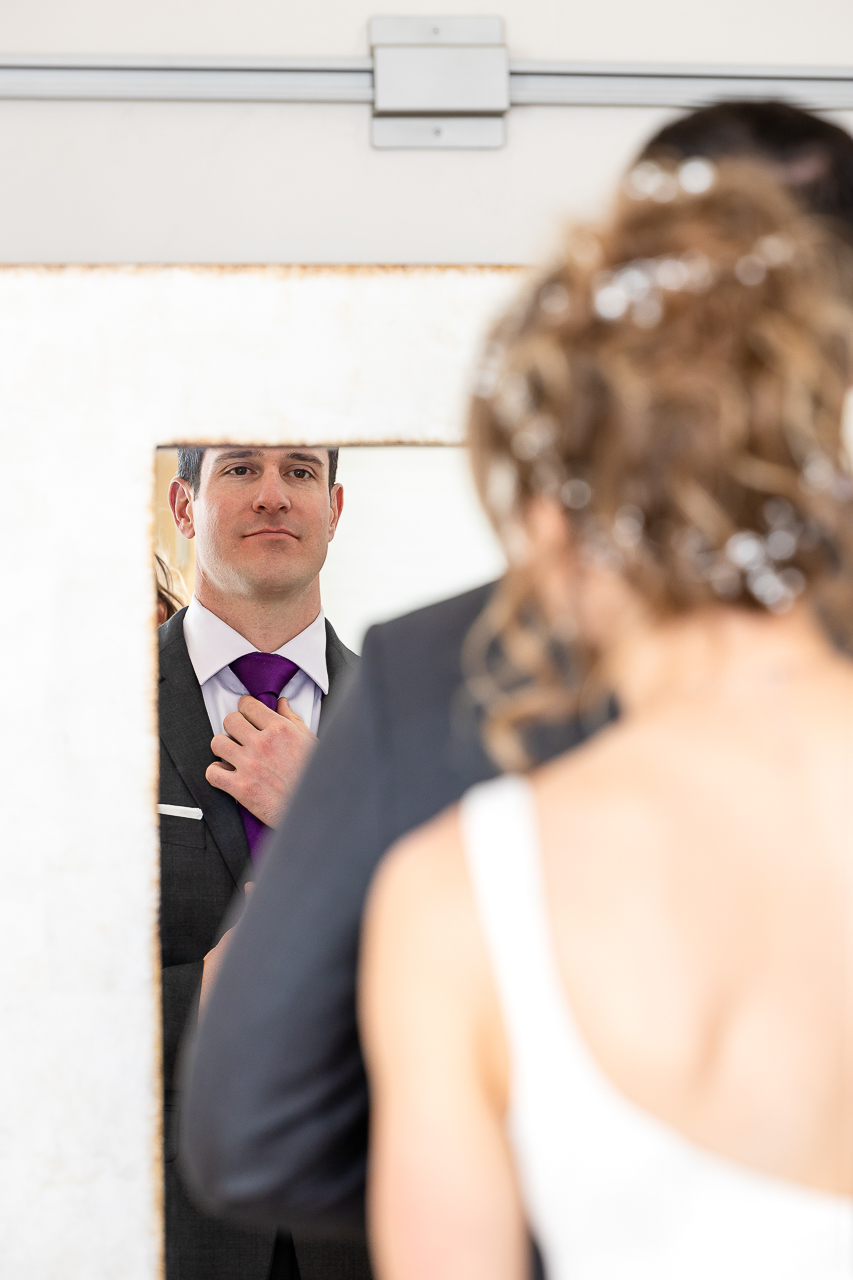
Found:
[242,576,306,599]
[236,563,318,600]
[227,545,324,600]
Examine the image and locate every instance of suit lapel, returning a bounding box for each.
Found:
[158,609,250,887]
[319,620,359,734]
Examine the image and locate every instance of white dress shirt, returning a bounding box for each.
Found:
[182,596,328,738]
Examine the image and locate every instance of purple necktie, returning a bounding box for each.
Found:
[228,652,299,862]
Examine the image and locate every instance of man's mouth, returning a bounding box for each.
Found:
[244,528,299,539]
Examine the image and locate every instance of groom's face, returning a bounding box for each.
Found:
[173,447,343,600]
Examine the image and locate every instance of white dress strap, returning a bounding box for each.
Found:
[459,773,573,1093]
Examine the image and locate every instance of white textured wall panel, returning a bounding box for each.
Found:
[0,263,516,1278]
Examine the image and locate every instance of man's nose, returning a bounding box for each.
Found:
[253,468,291,510]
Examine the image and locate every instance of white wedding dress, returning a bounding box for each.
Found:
[460,775,853,1279]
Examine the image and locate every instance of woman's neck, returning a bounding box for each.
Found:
[604,603,840,718]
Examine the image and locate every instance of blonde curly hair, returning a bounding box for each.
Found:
[466,158,853,771]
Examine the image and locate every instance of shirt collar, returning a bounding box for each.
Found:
[183,597,329,694]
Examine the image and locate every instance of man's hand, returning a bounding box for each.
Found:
[199,883,254,1013]
[206,695,318,827]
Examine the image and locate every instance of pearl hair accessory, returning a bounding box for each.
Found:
[592,250,716,327]
[638,497,810,613]
[582,158,797,328]
[591,233,795,329]
[563,479,847,614]
[624,157,716,202]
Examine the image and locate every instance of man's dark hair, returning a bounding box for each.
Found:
[175,446,339,495]
[640,100,853,239]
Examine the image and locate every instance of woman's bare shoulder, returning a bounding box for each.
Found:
[360,800,504,1079]
[363,803,477,968]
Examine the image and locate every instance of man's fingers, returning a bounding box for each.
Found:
[236,695,280,730]
[199,924,236,1013]
[207,760,238,794]
[221,709,260,744]
[276,697,316,737]
[210,733,244,766]
[237,693,315,739]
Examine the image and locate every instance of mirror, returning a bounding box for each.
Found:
[155,445,506,651]
[152,437,507,1274]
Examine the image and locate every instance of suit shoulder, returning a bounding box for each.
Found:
[364,581,496,665]
[352,581,498,725]
[324,619,360,671]
[158,606,189,664]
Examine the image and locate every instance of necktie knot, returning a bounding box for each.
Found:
[229,652,300,710]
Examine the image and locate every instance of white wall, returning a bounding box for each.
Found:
[320,446,506,651]
[0,100,680,263]
[1,99,850,265]
[2,0,851,63]
[0,1,850,265]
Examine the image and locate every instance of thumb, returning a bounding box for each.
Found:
[277,695,307,726]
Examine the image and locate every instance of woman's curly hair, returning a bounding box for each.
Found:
[466,159,853,771]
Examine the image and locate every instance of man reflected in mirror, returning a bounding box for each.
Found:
[158,444,363,1280]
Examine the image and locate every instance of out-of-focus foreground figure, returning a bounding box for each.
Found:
[361,160,853,1279]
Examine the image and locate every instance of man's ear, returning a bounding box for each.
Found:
[327,484,344,542]
[169,477,196,540]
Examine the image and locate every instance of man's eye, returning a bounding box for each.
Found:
[290,468,312,480]
[227,466,251,476]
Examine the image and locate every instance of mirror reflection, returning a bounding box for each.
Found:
[153,442,505,1278]
[155,445,506,653]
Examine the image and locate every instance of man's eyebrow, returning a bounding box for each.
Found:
[285,451,325,468]
[211,448,325,468]
[211,449,262,464]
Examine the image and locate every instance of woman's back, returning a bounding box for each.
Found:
[526,617,853,1201]
[462,754,853,1276]
[451,614,853,1278]
[363,612,853,1280]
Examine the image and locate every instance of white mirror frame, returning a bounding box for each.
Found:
[0,264,520,1279]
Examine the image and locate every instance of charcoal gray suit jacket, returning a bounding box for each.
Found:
[158,606,359,1280]
[181,583,607,1242]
